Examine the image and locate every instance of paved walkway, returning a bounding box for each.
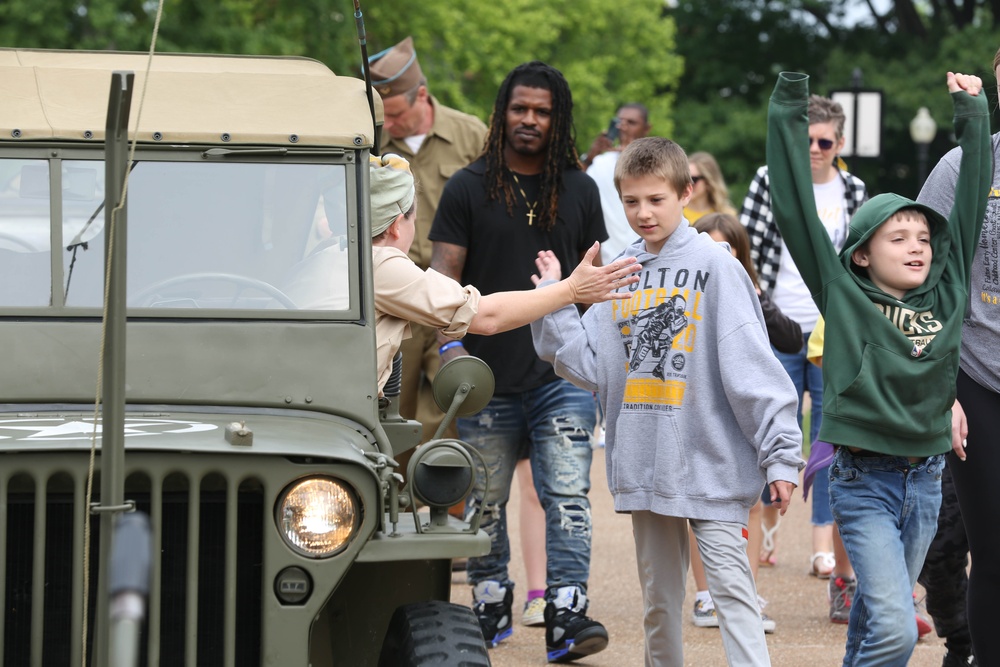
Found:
[452,447,949,666]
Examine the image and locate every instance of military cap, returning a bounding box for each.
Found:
[369,36,424,98]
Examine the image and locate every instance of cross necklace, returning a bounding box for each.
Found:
[511,173,539,226]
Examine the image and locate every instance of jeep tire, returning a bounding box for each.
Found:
[378,600,491,667]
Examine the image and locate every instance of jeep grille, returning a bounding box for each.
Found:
[1,459,264,666]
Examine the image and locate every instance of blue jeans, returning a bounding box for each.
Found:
[459,378,597,597]
[830,448,944,667]
[773,331,832,525]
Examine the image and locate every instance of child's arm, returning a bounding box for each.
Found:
[718,306,804,500]
[530,293,602,393]
[941,72,991,281]
[765,72,845,300]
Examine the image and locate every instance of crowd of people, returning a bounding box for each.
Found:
[365,35,1000,667]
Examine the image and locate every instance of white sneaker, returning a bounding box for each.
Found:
[522,597,546,626]
[761,613,776,634]
[758,595,776,634]
[691,597,719,628]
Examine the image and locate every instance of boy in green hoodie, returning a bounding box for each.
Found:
[766,70,990,666]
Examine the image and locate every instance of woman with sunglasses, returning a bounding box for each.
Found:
[683,151,738,223]
[740,94,868,625]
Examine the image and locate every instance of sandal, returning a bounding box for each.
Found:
[810,551,836,578]
[759,516,781,567]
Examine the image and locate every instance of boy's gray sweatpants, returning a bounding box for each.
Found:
[632,511,771,667]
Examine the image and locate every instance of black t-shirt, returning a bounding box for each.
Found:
[430,157,607,393]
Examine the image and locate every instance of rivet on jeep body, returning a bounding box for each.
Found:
[83,130,94,139]
[288,134,299,143]
[221,133,231,142]
[11,129,21,138]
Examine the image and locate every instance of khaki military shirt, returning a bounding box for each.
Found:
[372,245,481,393]
[381,97,486,269]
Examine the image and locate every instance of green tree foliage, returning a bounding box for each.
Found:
[0,0,305,54]
[0,0,683,158]
[823,22,999,198]
[666,1,835,199]
[668,0,999,202]
[3,0,996,198]
[351,0,683,156]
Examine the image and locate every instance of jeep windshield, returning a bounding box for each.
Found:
[0,155,361,318]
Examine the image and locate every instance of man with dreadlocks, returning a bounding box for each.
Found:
[429,61,609,663]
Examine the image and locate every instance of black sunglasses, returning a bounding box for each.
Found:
[810,137,835,151]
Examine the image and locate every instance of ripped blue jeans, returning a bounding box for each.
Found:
[460,378,597,597]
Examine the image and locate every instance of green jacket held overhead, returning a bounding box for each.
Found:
[766,71,991,456]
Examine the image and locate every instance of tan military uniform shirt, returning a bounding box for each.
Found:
[381,97,487,270]
[372,246,481,393]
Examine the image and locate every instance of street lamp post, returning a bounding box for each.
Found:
[909,107,937,191]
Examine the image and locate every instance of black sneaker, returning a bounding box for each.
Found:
[544,586,609,663]
[942,651,977,667]
[472,580,513,648]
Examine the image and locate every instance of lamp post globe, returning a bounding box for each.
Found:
[909,107,937,189]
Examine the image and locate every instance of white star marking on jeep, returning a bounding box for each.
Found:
[0,418,218,440]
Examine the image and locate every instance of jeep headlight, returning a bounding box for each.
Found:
[276,477,359,558]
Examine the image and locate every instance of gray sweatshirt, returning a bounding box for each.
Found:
[532,222,803,523]
[918,133,1000,394]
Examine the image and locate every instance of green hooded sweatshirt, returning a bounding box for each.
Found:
[766,72,991,456]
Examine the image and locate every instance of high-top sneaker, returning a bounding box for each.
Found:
[472,580,514,648]
[544,586,609,663]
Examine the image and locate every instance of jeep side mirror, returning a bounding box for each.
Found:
[430,355,495,441]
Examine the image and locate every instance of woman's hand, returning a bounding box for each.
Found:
[951,398,968,461]
[547,242,642,304]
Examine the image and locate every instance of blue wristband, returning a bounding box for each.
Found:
[439,341,464,355]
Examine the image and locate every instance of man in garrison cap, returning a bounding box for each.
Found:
[369,36,487,445]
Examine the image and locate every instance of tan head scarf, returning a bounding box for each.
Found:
[370,154,415,237]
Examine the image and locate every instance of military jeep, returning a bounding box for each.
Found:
[0,49,491,666]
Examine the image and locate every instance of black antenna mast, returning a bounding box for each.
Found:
[353,0,379,148]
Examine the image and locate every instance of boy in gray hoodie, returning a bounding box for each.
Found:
[531,137,803,667]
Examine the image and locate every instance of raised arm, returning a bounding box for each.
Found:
[765,72,844,298]
[943,71,991,280]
